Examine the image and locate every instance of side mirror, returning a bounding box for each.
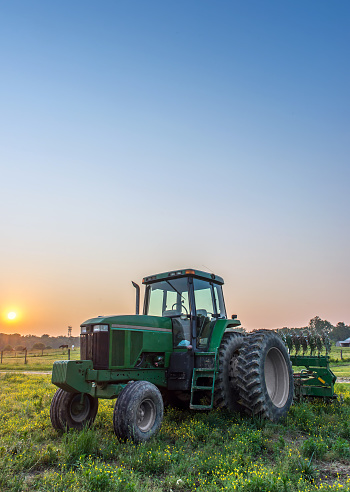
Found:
[231,314,237,319]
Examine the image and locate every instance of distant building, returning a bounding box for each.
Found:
[336,337,350,347]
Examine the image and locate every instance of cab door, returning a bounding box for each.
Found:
[192,279,224,349]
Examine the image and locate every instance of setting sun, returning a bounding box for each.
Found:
[7,312,17,320]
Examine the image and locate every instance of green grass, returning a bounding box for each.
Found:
[328,345,350,378]
[330,345,350,362]
[0,349,80,371]
[0,373,350,491]
[330,364,350,378]
[2,346,350,379]
[1,345,349,375]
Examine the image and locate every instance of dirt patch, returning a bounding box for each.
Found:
[335,377,350,383]
[0,370,51,375]
[319,462,350,485]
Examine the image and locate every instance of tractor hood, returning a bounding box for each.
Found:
[80,314,173,371]
[81,314,172,331]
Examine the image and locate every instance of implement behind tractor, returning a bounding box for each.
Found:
[280,329,337,399]
[50,269,336,443]
[292,355,336,398]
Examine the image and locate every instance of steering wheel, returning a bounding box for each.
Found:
[171,302,189,316]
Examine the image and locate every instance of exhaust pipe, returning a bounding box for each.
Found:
[132,281,140,315]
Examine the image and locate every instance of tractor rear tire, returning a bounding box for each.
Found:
[236,330,294,422]
[214,331,246,412]
[113,381,164,443]
[50,389,99,431]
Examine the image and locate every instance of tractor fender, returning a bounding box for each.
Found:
[208,319,242,351]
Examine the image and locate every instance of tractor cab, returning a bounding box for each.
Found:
[142,269,227,350]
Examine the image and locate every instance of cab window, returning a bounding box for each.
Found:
[146,278,190,317]
[193,278,226,348]
[146,278,191,348]
[193,279,215,317]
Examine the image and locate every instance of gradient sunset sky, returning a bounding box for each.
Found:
[1,1,349,336]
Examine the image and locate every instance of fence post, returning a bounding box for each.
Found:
[1,351,3,364]
[341,349,343,360]
[24,348,27,365]
[68,348,70,360]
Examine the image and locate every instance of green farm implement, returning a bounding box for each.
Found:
[291,355,336,399]
[50,268,334,443]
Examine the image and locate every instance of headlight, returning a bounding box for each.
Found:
[81,326,87,334]
[93,324,109,332]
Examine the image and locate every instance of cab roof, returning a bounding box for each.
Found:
[142,268,224,285]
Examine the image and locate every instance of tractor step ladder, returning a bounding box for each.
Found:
[190,352,217,410]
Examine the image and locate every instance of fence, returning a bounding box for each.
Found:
[0,348,77,367]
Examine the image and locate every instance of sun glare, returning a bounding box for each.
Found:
[7,312,17,320]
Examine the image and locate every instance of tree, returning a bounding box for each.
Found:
[329,322,350,342]
[309,316,333,334]
[32,342,46,350]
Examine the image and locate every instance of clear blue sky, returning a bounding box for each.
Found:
[1,0,349,335]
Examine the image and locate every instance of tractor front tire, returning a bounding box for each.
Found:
[50,389,99,431]
[50,388,65,430]
[236,330,294,422]
[113,381,164,443]
[214,331,245,412]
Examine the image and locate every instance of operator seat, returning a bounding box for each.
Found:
[162,310,180,317]
[196,309,211,339]
[196,309,208,317]
[162,310,189,346]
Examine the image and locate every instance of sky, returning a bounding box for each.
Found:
[0,0,349,336]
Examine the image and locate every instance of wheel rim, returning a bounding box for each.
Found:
[69,394,91,423]
[264,347,289,407]
[228,350,240,386]
[137,398,156,432]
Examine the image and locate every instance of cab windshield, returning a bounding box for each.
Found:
[145,278,190,348]
[146,277,190,318]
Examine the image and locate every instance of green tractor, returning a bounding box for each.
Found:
[51,269,294,442]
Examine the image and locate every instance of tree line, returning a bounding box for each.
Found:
[278,316,350,342]
[1,316,349,352]
[0,333,80,352]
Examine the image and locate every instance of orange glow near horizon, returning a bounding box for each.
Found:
[2,308,22,326]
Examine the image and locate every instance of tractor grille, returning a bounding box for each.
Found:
[93,331,109,369]
[80,326,109,370]
[80,333,93,360]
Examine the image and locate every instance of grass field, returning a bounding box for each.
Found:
[0,373,350,492]
[328,345,350,363]
[2,346,350,380]
[0,349,80,371]
[1,346,349,378]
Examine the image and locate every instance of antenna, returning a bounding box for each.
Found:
[202,264,214,274]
